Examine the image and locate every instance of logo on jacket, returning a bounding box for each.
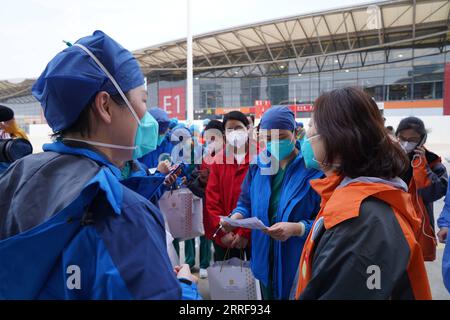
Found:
[66,265,81,290]
[366,265,381,290]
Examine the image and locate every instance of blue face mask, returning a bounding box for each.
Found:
[133,112,159,159]
[300,135,321,170]
[267,139,295,161]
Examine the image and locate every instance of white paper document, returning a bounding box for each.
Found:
[222,217,268,230]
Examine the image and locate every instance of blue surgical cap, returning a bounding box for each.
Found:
[189,124,200,134]
[149,107,170,134]
[260,106,296,131]
[32,30,145,132]
[169,118,179,130]
[170,124,192,145]
[173,124,192,137]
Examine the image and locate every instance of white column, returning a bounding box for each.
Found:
[186,0,194,124]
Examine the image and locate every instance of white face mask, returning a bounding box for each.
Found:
[399,140,417,154]
[226,130,248,148]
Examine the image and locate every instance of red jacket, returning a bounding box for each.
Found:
[204,149,253,247]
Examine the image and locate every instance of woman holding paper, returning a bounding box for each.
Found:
[221,106,323,300]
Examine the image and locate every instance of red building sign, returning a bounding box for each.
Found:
[158,87,186,120]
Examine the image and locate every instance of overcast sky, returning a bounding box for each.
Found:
[0,0,371,80]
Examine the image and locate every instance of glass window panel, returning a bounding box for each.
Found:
[387,84,411,100]
[435,81,443,99]
[413,82,433,100]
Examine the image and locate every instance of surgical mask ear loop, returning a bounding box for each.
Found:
[411,154,423,168]
[409,151,435,241]
[62,138,136,150]
[73,43,141,125]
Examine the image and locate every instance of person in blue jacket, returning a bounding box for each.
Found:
[222,106,323,300]
[166,123,211,273]
[170,124,203,178]
[438,182,450,293]
[0,30,200,300]
[139,107,173,171]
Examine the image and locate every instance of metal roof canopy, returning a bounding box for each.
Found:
[0,80,36,103]
[134,0,450,75]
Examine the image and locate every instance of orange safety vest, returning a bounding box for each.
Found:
[295,174,432,300]
[409,155,439,261]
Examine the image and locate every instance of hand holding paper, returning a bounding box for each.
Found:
[222,217,268,231]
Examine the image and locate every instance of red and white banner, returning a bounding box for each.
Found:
[255,100,271,119]
[292,104,314,113]
[159,87,186,120]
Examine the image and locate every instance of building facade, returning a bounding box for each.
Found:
[137,0,450,120]
[1,0,449,126]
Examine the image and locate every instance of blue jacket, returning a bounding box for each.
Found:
[232,149,322,299]
[139,136,174,170]
[0,141,200,300]
[0,162,9,175]
[439,182,450,293]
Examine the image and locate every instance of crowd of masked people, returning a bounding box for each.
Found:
[0,30,449,300]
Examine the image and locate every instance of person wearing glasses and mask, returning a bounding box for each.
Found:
[294,87,431,300]
[396,117,448,262]
[0,31,199,300]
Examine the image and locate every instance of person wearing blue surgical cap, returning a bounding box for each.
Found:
[0,30,200,300]
[202,118,211,133]
[169,118,179,131]
[138,107,174,171]
[220,106,323,300]
[295,121,306,142]
[168,123,209,274]
[189,124,201,145]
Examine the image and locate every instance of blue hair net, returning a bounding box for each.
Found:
[149,107,170,134]
[32,30,144,132]
[169,118,179,130]
[189,124,200,135]
[260,106,296,131]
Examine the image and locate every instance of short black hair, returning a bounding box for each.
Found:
[223,111,249,128]
[395,117,427,137]
[204,119,224,133]
[246,114,255,125]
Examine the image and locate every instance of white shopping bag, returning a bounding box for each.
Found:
[158,188,204,241]
[207,257,262,300]
[165,229,179,267]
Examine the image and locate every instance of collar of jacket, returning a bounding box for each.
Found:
[310,174,421,231]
